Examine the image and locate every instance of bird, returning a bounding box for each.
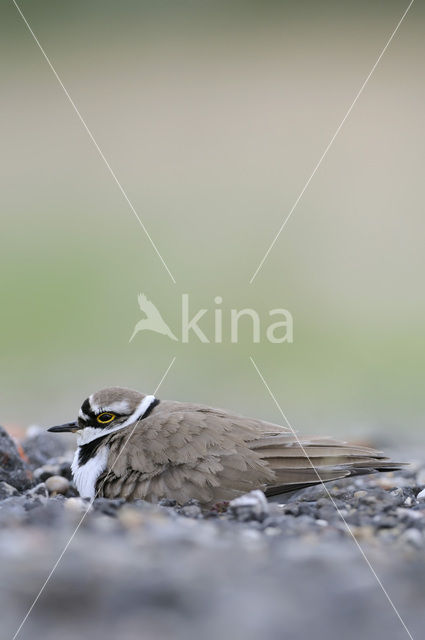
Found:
[47,386,403,506]
[129,294,178,342]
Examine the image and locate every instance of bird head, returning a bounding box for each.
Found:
[47,387,158,444]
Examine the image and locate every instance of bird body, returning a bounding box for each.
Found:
[48,387,403,506]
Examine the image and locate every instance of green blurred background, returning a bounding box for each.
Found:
[1,1,424,440]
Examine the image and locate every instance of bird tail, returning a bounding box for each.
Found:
[250,435,406,496]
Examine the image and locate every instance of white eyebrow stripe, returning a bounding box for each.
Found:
[78,409,90,421]
[102,400,131,414]
[121,395,156,428]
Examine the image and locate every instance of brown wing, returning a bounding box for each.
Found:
[97,401,280,504]
[96,401,404,505]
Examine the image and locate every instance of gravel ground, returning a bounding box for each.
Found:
[1,425,424,640]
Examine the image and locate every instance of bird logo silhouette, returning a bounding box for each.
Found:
[129,294,178,343]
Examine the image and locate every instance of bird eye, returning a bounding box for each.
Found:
[96,412,115,424]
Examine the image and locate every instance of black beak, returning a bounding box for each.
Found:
[47,421,79,433]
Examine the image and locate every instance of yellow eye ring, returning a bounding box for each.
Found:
[96,412,115,425]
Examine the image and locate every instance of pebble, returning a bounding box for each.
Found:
[45,475,70,495]
[416,488,425,500]
[118,505,147,529]
[34,464,61,482]
[64,497,89,513]
[0,482,19,500]
[93,498,125,516]
[353,490,368,499]
[26,483,49,499]
[400,528,423,548]
[229,490,269,522]
[180,504,202,518]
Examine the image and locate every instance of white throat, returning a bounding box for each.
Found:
[71,446,109,499]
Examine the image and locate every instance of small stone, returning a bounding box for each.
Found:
[45,475,70,495]
[33,459,72,482]
[377,475,411,489]
[283,504,300,516]
[400,528,423,548]
[93,498,125,516]
[264,526,281,536]
[118,505,146,529]
[34,464,61,482]
[396,508,424,522]
[376,477,397,490]
[373,514,398,529]
[229,490,269,522]
[316,519,328,527]
[26,482,48,498]
[91,514,122,533]
[239,528,262,542]
[416,488,425,500]
[182,498,201,508]
[0,482,19,500]
[64,497,89,513]
[180,505,201,518]
[351,525,376,541]
[354,491,368,499]
[159,498,177,507]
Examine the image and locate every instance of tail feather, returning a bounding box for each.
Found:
[255,434,406,496]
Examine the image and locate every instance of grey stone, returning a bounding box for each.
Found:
[159,498,177,507]
[33,461,72,482]
[26,483,49,499]
[400,528,423,548]
[22,432,67,468]
[0,482,19,500]
[0,426,32,491]
[93,498,126,516]
[34,464,62,482]
[229,490,269,522]
[180,505,202,518]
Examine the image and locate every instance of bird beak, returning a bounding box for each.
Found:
[47,421,79,433]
